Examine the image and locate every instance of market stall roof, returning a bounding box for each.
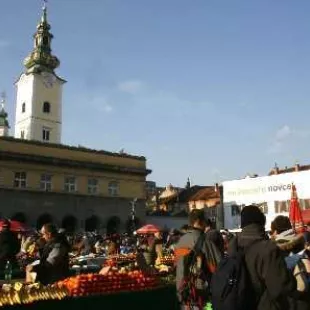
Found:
[0,219,32,232]
[136,224,161,234]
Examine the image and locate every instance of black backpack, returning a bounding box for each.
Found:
[179,233,211,309]
[211,239,259,310]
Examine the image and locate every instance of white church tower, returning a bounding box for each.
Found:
[14,2,66,144]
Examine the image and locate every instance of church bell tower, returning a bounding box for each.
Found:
[14,2,66,144]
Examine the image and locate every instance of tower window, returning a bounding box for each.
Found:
[20,130,25,139]
[22,103,26,113]
[43,101,50,113]
[42,128,50,141]
[43,36,49,46]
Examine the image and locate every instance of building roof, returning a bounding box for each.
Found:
[189,186,220,201]
[160,185,220,204]
[0,136,146,161]
[268,164,310,175]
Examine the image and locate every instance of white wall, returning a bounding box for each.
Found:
[223,171,310,230]
[0,127,9,137]
[15,73,64,144]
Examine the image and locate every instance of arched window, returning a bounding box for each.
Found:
[43,36,49,46]
[43,101,50,113]
[22,102,26,113]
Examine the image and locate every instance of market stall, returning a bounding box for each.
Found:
[1,285,177,310]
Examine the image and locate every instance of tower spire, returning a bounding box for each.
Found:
[23,0,60,74]
[0,91,9,136]
[41,0,48,24]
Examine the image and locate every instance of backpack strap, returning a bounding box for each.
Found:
[193,232,205,255]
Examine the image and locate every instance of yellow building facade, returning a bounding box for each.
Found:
[0,137,151,232]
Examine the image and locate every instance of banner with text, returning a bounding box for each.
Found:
[223,170,310,205]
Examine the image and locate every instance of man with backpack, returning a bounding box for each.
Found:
[211,205,298,310]
[175,209,222,310]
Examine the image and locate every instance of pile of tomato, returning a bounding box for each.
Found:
[57,270,160,297]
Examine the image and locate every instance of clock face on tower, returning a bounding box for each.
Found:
[41,72,56,88]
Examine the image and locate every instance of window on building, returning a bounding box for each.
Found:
[275,201,289,213]
[231,205,241,216]
[22,102,26,113]
[42,128,50,141]
[43,101,51,113]
[14,172,26,188]
[108,181,119,196]
[43,36,49,46]
[20,130,25,139]
[64,176,76,193]
[258,203,268,214]
[88,178,98,194]
[40,174,52,191]
[304,199,310,210]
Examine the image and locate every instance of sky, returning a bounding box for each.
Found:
[0,0,310,187]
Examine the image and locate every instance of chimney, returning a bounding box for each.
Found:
[186,178,191,189]
[295,161,300,172]
[273,162,279,175]
[215,183,219,193]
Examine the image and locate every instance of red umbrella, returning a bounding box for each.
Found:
[0,220,31,233]
[136,224,161,234]
[289,184,305,234]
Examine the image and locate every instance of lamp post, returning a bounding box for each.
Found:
[130,198,137,234]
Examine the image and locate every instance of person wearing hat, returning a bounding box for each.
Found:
[0,219,20,271]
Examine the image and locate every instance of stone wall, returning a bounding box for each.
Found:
[0,188,146,232]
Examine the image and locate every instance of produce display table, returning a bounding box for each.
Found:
[1,285,178,310]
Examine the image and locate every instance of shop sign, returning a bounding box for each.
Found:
[223,170,310,205]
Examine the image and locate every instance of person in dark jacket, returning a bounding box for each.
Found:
[229,205,299,310]
[0,220,20,271]
[26,223,70,285]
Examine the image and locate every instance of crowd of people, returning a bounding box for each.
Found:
[0,208,309,309]
[175,206,310,310]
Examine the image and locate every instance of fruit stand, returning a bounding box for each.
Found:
[0,264,178,310]
[0,285,177,310]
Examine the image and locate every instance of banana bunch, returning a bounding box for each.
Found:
[0,291,21,306]
[20,286,68,304]
[0,284,69,307]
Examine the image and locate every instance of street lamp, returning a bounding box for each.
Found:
[130,198,138,233]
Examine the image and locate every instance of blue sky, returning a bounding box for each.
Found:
[0,0,310,187]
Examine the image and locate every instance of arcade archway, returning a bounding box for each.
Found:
[11,212,27,224]
[106,216,121,235]
[62,215,77,233]
[37,213,53,230]
[85,215,99,232]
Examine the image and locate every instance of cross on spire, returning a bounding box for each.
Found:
[41,0,48,23]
